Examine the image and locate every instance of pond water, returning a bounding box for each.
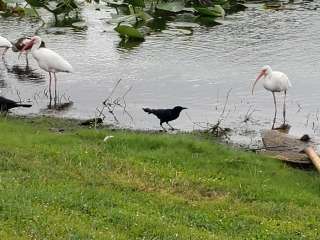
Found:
[1,2,320,147]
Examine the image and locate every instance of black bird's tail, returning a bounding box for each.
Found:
[16,104,32,108]
[143,108,154,114]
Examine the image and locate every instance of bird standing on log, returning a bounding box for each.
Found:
[143,106,187,131]
[252,65,292,129]
[0,96,32,111]
[21,36,73,100]
[0,35,12,58]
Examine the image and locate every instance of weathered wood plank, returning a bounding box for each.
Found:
[261,130,313,164]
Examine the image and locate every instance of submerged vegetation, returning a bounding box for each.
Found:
[0,0,81,22]
[0,116,320,239]
[108,0,247,40]
[0,0,247,40]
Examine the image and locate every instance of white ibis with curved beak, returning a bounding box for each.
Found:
[13,37,46,65]
[252,65,292,128]
[22,36,73,98]
[0,35,12,58]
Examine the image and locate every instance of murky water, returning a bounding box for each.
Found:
[1,2,320,146]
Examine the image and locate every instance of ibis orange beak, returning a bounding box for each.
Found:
[251,70,266,95]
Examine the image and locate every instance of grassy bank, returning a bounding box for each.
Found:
[0,116,319,239]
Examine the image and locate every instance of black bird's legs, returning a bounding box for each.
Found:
[160,122,167,131]
[166,122,176,130]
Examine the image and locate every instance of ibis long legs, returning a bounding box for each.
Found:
[283,90,287,125]
[272,92,277,129]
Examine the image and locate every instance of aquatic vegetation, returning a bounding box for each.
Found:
[103,0,247,40]
[0,0,81,23]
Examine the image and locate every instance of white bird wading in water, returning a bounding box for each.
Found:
[252,65,292,129]
[22,36,73,100]
[0,35,12,58]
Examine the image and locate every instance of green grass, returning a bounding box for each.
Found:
[0,116,320,239]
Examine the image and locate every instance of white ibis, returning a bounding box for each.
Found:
[0,35,12,58]
[13,37,46,65]
[22,36,73,98]
[252,65,292,128]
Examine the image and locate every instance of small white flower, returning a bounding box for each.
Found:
[103,135,114,142]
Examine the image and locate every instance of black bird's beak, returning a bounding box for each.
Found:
[182,107,188,110]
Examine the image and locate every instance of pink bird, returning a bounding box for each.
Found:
[13,37,45,65]
[252,65,292,129]
[22,36,73,98]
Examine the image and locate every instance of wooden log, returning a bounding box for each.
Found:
[261,130,313,165]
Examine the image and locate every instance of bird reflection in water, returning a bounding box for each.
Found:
[117,39,143,50]
[44,90,73,111]
[2,58,45,84]
[0,71,7,88]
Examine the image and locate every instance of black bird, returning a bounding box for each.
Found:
[0,96,32,112]
[143,106,187,131]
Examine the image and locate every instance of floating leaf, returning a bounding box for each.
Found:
[108,13,137,25]
[23,7,38,16]
[195,5,225,17]
[25,0,46,7]
[71,21,88,30]
[182,7,196,13]
[226,3,247,13]
[135,9,153,22]
[167,21,199,28]
[156,1,185,14]
[195,16,221,26]
[105,0,128,7]
[114,23,145,40]
[126,0,144,8]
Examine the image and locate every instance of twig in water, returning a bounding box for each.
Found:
[206,88,232,137]
[187,88,232,138]
[15,89,22,103]
[296,102,302,113]
[243,105,256,123]
[96,79,134,126]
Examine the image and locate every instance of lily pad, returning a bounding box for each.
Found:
[108,13,137,25]
[23,7,38,17]
[195,16,221,26]
[105,0,128,7]
[167,21,199,28]
[71,21,88,30]
[135,8,153,22]
[114,23,145,40]
[156,1,185,14]
[25,0,46,7]
[195,5,225,17]
[127,0,145,8]
[226,3,247,14]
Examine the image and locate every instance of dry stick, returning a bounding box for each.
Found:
[296,102,302,113]
[243,105,256,123]
[207,88,232,135]
[15,89,22,103]
[186,88,232,137]
[96,79,133,125]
